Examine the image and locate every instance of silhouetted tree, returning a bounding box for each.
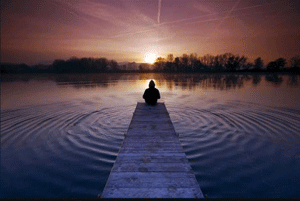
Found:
[1,63,31,73]
[174,57,180,72]
[53,59,66,73]
[95,58,109,72]
[51,56,117,73]
[109,60,119,72]
[254,57,263,70]
[192,59,204,72]
[167,54,174,62]
[154,57,165,71]
[181,54,189,72]
[225,54,247,71]
[200,54,214,69]
[267,58,286,71]
[290,56,300,68]
[163,61,172,72]
[138,64,144,71]
[244,63,253,71]
[275,58,287,69]
[290,56,300,73]
[213,54,224,71]
[189,53,202,72]
[266,61,277,71]
[4,53,296,74]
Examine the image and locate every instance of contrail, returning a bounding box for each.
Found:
[159,1,277,27]
[158,0,162,24]
[112,1,278,38]
[50,0,101,27]
[215,0,241,29]
[203,0,241,43]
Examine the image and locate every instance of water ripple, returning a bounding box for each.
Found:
[168,101,300,198]
[1,100,300,198]
[1,102,134,198]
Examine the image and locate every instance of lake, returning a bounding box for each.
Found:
[1,73,300,198]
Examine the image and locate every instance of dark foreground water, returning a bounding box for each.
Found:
[1,73,300,198]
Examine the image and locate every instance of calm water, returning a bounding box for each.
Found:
[1,73,300,198]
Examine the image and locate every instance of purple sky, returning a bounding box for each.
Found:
[2,0,300,65]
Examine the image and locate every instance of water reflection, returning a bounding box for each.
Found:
[252,74,262,85]
[265,74,283,86]
[287,75,299,86]
[159,74,250,90]
[2,72,300,198]
[1,73,299,90]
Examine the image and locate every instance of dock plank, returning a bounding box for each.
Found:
[101,102,203,198]
[111,162,192,172]
[102,187,202,198]
[104,172,199,188]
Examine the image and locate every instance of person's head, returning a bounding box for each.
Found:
[149,80,155,88]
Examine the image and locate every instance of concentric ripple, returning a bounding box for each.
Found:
[1,102,135,198]
[1,100,300,198]
[167,101,300,198]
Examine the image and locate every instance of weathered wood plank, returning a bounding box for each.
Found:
[102,187,203,198]
[115,153,189,163]
[101,102,203,198]
[111,162,193,172]
[104,172,199,188]
[127,124,175,131]
[121,141,182,148]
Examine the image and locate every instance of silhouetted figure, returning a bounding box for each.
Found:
[143,80,160,105]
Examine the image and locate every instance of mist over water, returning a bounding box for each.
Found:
[1,73,300,198]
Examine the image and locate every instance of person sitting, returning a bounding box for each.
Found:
[143,80,160,105]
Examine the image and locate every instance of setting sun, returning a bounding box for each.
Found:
[144,53,157,64]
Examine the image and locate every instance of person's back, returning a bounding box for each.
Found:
[143,80,160,105]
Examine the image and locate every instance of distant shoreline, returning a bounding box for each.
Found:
[1,69,299,75]
[2,53,299,75]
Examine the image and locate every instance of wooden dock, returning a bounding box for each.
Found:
[101,103,203,198]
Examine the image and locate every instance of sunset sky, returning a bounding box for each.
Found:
[2,0,300,65]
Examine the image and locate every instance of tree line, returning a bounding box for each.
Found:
[153,53,300,73]
[1,53,300,74]
[1,57,120,74]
